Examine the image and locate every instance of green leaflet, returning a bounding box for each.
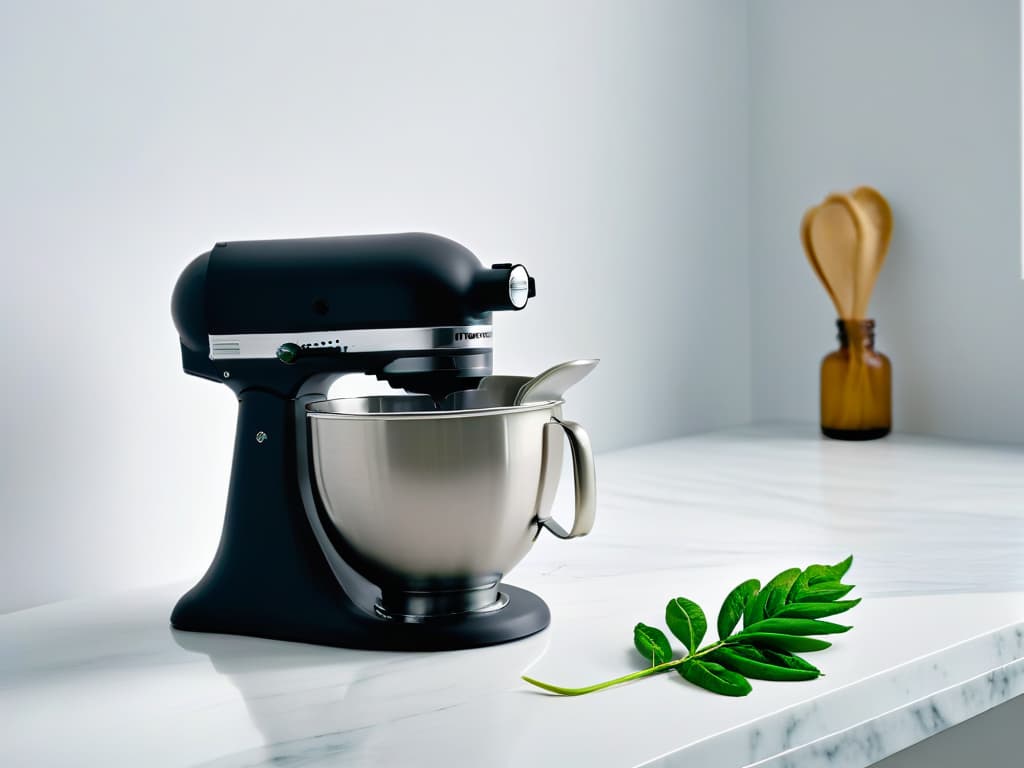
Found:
[717,579,759,640]
[739,617,851,636]
[775,599,861,619]
[633,622,672,666]
[734,632,832,652]
[665,597,707,653]
[708,646,820,682]
[678,659,752,697]
[795,583,855,603]
[787,568,816,603]
[761,648,821,674]
[765,570,801,617]
[787,556,854,603]
[725,643,769,662]
[805,564,834,586]
[745,568,801,627]
[827,555,854,582]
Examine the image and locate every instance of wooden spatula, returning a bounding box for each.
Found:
[850,187,893,319]
[800,204,842,316]
[803,194,867,318]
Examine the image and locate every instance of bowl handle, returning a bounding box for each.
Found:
[539,418,596,539]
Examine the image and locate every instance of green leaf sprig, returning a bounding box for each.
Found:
[522,555,858,697]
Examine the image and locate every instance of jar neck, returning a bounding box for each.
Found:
[837,319,875,349]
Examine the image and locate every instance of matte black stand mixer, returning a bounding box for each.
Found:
[170,233,596,651]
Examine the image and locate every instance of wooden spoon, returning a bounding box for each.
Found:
[804,194,867,318]
[850,186,892,318]
[800,203,842,316]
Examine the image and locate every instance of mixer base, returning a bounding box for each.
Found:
[173,578,550,651]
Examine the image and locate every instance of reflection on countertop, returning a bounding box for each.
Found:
[169,627,550,766]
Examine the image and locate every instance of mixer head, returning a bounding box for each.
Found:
[171,233,535,399]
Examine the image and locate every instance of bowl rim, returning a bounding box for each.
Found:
[306,396,564,421]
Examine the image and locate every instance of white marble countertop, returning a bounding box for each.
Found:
[3,424,1024,767]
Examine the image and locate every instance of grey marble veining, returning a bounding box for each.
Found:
[1,425,1023,767]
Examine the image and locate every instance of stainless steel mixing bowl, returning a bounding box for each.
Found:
[306,395,595,621]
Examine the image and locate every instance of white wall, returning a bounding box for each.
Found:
[0,1,752,613]
[749,0,1023,441]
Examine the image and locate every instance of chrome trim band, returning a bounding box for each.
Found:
[208,324,493,361]
[306,397,563,421]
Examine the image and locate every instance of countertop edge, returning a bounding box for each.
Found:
[746,659,1024,768]
[636,621,1024,768]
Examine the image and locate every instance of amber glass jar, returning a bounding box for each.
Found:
[820,319,891,440]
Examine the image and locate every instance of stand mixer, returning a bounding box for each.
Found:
[170,233,594,650]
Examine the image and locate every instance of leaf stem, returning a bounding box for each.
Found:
[522,640,728,696]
